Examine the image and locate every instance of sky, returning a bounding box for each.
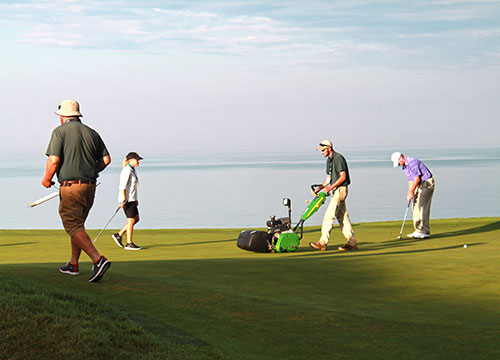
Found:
[1,0,499,158]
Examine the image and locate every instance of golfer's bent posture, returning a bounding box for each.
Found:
[309,140,358,251]
[112,152,143,250]
[42,99,112,282]
[391,152,435,239]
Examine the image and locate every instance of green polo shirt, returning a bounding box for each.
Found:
[326,151,351,186]
[45,118,109,182]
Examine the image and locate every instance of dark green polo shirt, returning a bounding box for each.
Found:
[326,151,351,186]
[45,118,109,182]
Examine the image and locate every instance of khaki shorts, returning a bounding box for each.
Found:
[58,183,96,236]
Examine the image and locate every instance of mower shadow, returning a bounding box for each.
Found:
[145,238,236,249]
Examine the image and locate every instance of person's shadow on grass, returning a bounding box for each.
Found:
[359,220,499,252]
[296,242,485,258]
[0,242,38,247]
[430,221,500,239]
[296,221,498,256]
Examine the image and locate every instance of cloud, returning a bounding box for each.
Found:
[1,0,499,70]
[151,7,217,19]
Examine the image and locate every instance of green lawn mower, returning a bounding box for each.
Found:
[237,185,327,253]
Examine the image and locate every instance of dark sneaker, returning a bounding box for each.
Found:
[59,262,80,275]
[112,233,123,248]
[309,241,327,251]
[125,242,142,250]
[338,243,358,251]
[88,256,111,283]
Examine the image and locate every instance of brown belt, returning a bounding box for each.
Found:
[60,180,95,186]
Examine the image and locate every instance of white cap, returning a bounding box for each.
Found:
[391,152,402,167]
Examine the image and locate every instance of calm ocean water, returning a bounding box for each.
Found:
[1,146,499,230]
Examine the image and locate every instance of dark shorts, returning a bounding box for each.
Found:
[123,201,139,219]
[59,183,96,236]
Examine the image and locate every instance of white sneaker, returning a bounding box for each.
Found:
[407,231,419,238]
[411,232,431,239]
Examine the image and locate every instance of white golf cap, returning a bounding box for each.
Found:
[317,140,334,151]
[391,152,402,167]
[55,99,82,117]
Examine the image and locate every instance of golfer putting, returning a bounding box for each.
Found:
[309,140,358,251]
[41,99,112,282]
[391,152,435,239]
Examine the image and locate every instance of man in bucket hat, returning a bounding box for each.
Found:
[309,140,358,251]
[42,99,112,282]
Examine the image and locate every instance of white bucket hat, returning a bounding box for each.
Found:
[391,152,402,167]
[317,140,334,151]
[55,99,82,117]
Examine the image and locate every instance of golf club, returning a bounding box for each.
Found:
[29,191,59,207]
[93,206,121,243]
[30,183,100,208]
[397,200,412,240]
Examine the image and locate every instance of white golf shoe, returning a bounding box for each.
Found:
[407,231,430,239]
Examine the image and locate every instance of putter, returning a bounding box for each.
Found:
[93,206,121,243]
[397,200,412,240]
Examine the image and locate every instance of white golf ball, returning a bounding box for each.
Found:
[463,244,468,248]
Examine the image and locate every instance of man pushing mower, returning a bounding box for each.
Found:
[309,140,358,251]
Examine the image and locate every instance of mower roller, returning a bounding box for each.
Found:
[237,185,327,253]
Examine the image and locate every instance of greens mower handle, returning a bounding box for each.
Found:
[293,219,305,240]
[300,192,327,222]
[311,184,334,197]
[289,185,330,240]
[311,184,323,194]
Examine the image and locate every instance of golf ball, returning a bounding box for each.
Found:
[463,244,468,248]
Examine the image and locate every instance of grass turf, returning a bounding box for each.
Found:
[0,217,499,359]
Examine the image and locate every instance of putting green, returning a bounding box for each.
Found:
[1,217,499,359]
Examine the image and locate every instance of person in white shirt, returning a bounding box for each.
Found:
[112,152,143,250]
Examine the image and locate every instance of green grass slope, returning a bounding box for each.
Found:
[0,217,499,359]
